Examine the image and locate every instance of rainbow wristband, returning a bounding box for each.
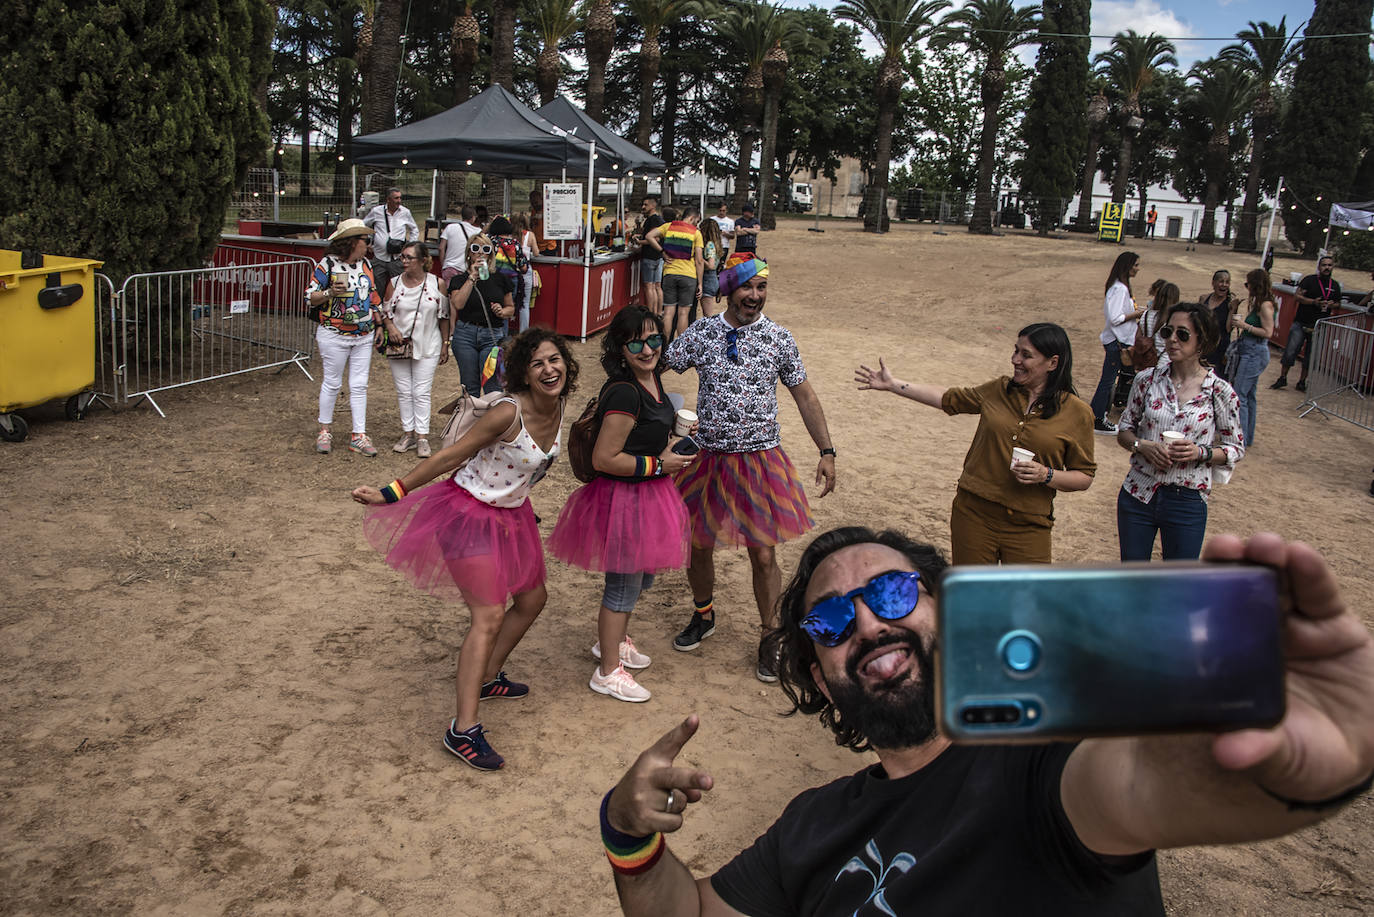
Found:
[380,479,407,504]
[631,456,662,479]
[601,790,665,876]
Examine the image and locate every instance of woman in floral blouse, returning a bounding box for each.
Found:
[1114,301,1245,561]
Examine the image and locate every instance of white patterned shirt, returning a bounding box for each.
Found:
[664,314,807,453]
[1117,366,1244,504]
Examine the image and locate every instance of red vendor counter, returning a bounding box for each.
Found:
[529,250,643,340]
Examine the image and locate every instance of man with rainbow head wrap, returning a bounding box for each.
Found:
[664,252,838,681]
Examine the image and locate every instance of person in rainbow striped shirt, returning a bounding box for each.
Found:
[645,206,705,343]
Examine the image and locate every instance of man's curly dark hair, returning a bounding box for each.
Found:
[503,327,580,399]
[762,527,949,752]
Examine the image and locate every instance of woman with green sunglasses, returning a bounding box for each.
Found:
[548,306,697,703]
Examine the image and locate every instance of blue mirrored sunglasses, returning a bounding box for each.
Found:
[724,327,740,363]
[626,333,664,354]
[799,570,923,648]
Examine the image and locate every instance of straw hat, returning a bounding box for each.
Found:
[329,218,372,241]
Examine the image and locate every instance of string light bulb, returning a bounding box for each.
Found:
[401,157,409,165]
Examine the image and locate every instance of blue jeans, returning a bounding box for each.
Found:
[602,572,656,613]
[1229,335,1270,445]
[1117,486,1208,561]
[1090,341,1123,421]
[451,321,504,397]
[1280,322,1312,369]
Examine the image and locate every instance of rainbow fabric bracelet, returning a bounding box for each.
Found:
[380,480,407,504]
[601,790,665,876]
[631,456,662,479]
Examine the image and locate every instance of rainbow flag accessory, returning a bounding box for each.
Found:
[660,220,698,262]
[717,253,768,295]
[481,344,503,389]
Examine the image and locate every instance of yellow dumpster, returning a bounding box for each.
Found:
[0,249,104,442]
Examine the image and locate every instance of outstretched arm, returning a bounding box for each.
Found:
[1062,533,1374,856]
[604,716,743,917]
[351,403,517,504]
[854,358,945,408]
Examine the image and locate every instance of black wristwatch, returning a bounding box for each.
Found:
[820,447,837,458]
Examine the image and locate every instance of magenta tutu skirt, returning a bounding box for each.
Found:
[674,447,813,549]
[546,475,690,574]
[362,478,546,607]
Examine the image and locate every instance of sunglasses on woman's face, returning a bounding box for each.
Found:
[1159,325,1192,343]
[625,333,665,354]
[469,243,494,254]
[799,570,923,648]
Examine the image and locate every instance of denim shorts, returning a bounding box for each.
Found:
[603,572,656,613]
[641,257,663,284]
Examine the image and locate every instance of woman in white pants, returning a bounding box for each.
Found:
[513,211,539,333]
[381,242,451,458]
[305,219,384,456]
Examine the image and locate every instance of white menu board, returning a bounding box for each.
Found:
[543,183,584,240]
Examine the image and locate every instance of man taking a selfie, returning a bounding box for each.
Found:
[599,526,1374,915]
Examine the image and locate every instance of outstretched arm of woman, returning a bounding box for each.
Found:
[854,358,945,408]
[352,402,518,504]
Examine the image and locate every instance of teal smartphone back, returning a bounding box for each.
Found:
[936,563,1285,742]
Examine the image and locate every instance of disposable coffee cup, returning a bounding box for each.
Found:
[1161,431,1186,446]
[674,409,697,437]
[1289,271,1303,285]
[1010,447,1034,469]
[331,269,349,295]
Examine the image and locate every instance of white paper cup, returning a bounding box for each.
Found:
[331,269,349,295]
[1010,447,1034,469]
[674,409,697,437]
[1161,431,1186,446]
[1289,271,1303,285]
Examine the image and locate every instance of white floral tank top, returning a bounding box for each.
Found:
[452,397,562,508]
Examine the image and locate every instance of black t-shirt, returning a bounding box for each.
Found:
[597,377,673,480]
[640,214,665,260]
[1296,274,1341,327]
[711,743,1164,917]
[448,273,514,327]
[734,216,760,253]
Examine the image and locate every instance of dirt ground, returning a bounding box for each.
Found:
[2,221,1372,916]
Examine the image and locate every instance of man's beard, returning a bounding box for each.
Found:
[825,631,937,750]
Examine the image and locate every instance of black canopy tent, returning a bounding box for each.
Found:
[351,85,621,177]
[534,95,666,175]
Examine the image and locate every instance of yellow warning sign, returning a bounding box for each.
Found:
[1098,203,1124,243]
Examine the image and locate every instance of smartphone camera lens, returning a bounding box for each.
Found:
[960,703,1024,726]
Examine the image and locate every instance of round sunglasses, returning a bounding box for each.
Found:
[625,333,664,354]
[799,570,923,648]
[1159,324,1192,343]
[469,243,494,254]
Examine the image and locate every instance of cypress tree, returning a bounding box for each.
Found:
[1273,0,1373,254]
[0,0,274,279]
[1019,0,1090,234]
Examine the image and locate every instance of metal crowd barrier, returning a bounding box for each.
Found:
[1298,311,1374,433]
[113,248,317,417]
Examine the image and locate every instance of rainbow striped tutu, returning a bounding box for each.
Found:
[674,447,813,549]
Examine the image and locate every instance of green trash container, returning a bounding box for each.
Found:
[0,249,104,442]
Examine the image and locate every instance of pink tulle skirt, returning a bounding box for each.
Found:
[546,475,690,574]
[362,478,545,607]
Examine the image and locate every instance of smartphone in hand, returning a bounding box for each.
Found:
[671,436,700,455]
[936,563,1285,742]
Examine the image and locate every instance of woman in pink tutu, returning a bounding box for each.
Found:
[547,306,695,704]
[351,327,578,771]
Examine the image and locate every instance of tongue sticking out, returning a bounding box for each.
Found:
[864,648,907,681]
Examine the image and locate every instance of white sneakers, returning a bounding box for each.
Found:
[590,664,651,702]
[591,636,652,670]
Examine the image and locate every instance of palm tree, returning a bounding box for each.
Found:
[624,0,698,199]
[533,0,582,105]
[449,1,481,105]
[490,0,519,90]
[582,0,617,122]
[934,0,1040,234]
[1074,86,1109,230]
[713,0,772,213]
[837,0,951,231]
[1221,18,1299,252]
[1094,30,1176,205]
[1189,59,1254,245]
[359,0,405,135]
